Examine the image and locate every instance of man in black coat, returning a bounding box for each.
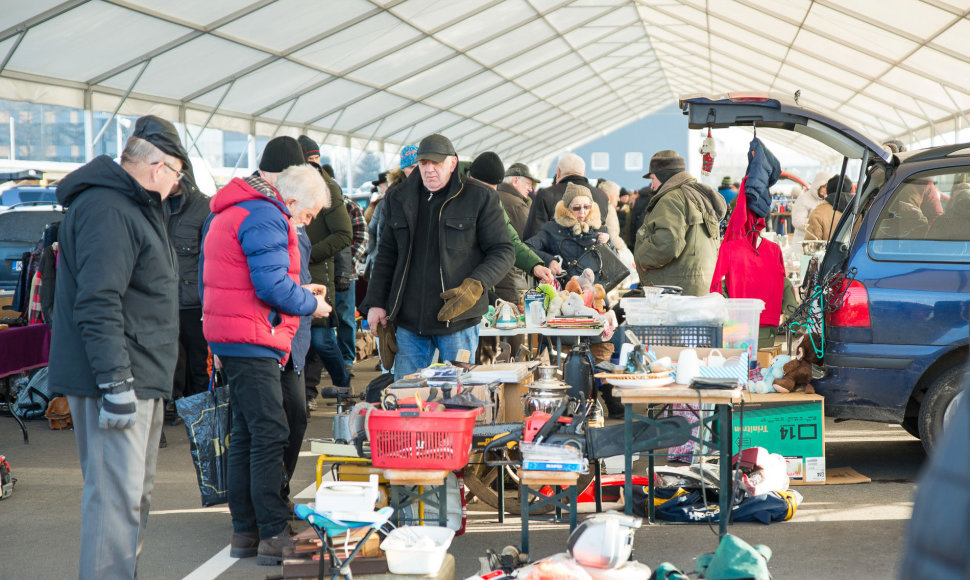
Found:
[362,134,513,379]
[523,152,610,239]
[49,115,187,579]
[166,162,211,399]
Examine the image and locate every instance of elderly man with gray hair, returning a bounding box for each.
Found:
[201,137,332,565]
[523,152,611,239]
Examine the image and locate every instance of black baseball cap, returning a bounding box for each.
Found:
[416,134,457,163]
[132,115,189,169]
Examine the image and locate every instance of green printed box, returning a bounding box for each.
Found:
[732,393,825,483]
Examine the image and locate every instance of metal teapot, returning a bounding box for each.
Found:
[521,365,570,417]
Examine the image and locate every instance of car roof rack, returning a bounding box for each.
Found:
[901,143,970,163]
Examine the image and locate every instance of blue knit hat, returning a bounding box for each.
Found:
[400,144,418,169]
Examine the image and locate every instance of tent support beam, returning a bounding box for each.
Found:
[0,28,26,74]
[186,79,236,156]
[91,59,151,147]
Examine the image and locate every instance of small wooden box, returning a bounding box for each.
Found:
[498,375,533,422]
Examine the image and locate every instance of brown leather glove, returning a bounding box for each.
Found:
[376,321,397,369]
[437,277,484,322]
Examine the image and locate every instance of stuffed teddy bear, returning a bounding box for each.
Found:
[559,292,599,317]
[748,355,790,394]
[773,334,819,394]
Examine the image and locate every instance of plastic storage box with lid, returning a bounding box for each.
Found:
[722,298,765,356]
[380,525,455,575]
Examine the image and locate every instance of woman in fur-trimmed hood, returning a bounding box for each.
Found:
[525,182,612,280]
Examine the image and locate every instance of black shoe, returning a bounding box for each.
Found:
[256,526,296,566]
[230,530,259,558]
[159,431,168,448]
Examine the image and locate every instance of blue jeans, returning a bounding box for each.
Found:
[335,281,357,367]
[393,325,479,381]
[310,326,350,388]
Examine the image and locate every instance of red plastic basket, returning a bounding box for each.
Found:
[366,407,481,470]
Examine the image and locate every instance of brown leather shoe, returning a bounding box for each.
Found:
[229,530,258,558]
[256,527,296,566]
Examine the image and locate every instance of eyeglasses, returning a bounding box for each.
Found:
[570,204,592,212]
[155,161,184,180]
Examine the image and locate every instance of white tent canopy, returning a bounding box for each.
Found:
[1,0,968,166]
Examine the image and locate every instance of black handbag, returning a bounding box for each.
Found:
[558,238,630,292]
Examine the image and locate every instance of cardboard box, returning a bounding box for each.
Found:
[498,374,533,422]
[732,392,826,483]
[757,345,782,369]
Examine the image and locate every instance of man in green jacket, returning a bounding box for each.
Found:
[634,150,727,296]
[300,135,353,404]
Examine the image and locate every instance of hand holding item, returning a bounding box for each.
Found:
[312,294,332,318]
[98,378,137,430]
[532,264,555,285]
[303,283,327,297]
[597,232,610,244]
[367,307,388,331]
[549,260,564,276]
[437,277,484,322]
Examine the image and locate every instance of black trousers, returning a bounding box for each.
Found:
[222,356,289,539]
[173,307,210,399]
[280,360,307,500]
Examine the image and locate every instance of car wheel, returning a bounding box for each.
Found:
[900,416,920,439]
[918,363,968,452]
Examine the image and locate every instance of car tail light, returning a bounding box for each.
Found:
[826,279,871,328]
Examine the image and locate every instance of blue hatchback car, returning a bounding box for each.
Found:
[682,94,969,451]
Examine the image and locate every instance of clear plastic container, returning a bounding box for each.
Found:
[723,298,765,356]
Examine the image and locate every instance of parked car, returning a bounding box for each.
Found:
[681,93,969,451]
[0,204,64,291]
[1,186,58,207]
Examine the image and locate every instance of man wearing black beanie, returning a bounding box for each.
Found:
[634,149,727,295]
[258,136,306,186]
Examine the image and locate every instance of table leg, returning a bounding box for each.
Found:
[390,485,400,526]
[520,483,529,555]
[623,403,632,516]
[647,451,656,524]
[568,484,578,531]
[438,483,447,528]
[498,466,505,524]
[718,403,732,538]
[594,459,602,513]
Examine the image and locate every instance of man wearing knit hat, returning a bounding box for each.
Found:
[362,135,514,379]
[523,152,611,239]
[297,135,320,165]
[201,136,332,565]
[634,149,727,295]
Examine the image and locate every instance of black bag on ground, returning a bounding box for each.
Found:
[365,372,395,403]
[559,239,629,292]
[175,372,230,507]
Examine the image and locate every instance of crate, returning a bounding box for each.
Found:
[628,325,723,348]
[367,408,480,470]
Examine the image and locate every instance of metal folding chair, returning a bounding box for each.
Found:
[293,505,394,580]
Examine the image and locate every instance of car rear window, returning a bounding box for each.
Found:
[1,188,58,206]
[869,167,970,262]
[0,211,62,243]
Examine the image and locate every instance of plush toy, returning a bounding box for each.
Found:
[560,292,599,317]
[578,268,596,292]
[547,295,564,318]
[748,355,790,394]
[773,334,819,394]
[564,277,582,295]
[537,283,558,309]
[593,284,606,312]
[699,127,716,175]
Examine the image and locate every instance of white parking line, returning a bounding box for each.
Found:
[181,482,318,579]
[181,546,236,580]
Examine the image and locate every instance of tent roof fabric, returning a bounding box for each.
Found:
[1,0,968,164]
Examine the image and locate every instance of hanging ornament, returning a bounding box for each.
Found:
[699,127,716,175]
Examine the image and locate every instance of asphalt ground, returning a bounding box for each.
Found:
[0,355,925,579]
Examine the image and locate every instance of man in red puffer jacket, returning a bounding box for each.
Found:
[200,137,331,566]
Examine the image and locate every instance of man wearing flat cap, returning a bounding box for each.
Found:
[362,134,514,379]
[634,149,726,295]
[49,115,189,579]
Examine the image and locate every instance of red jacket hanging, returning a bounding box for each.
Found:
[709,176,784,327]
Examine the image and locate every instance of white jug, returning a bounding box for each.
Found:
[676,349,701,385]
